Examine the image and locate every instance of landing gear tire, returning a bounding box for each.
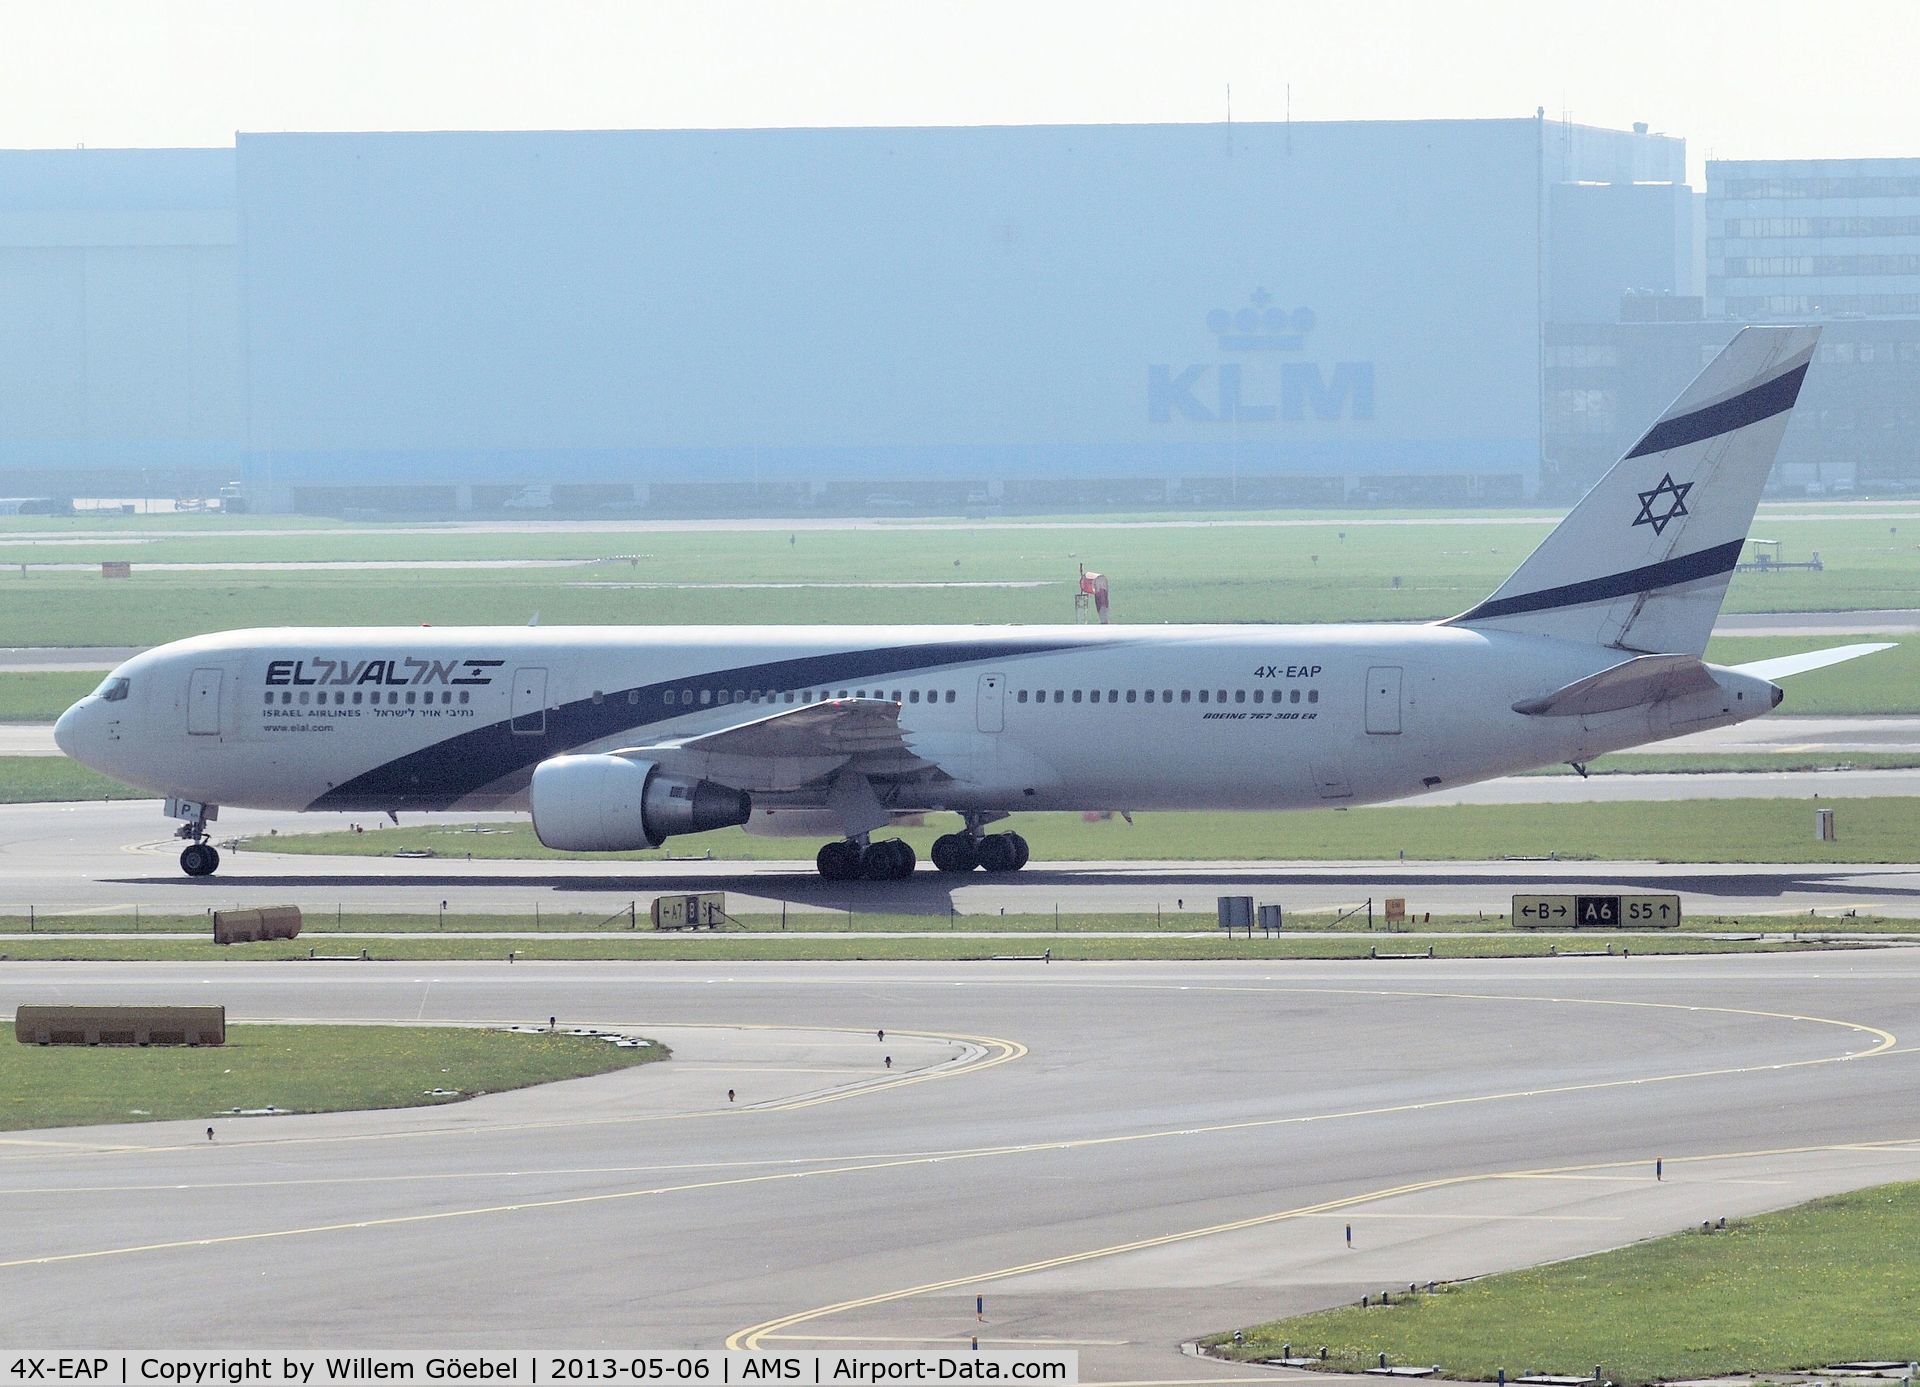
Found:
[1008,832,1030,870]
[976,833,1019,873]
[930,833,979,873]
[180,843,220,877]
[817,840,862,881]
[861,839,916,881]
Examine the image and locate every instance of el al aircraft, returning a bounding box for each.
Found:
[56,326,1890,880]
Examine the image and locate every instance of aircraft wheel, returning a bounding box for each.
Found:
[1008,833,1030,870]
[976,833,1019,873]
[930,833,978,873]
[180,843,219,877]
[861,839,914,881]
[816,840,861,881]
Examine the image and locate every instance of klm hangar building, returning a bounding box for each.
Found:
[0,117,1689,511]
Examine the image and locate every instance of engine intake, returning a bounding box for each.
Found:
[530,755,751,852]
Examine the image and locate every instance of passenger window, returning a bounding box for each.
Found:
[1072,690,1083,703]
[262,692,273,705]
[1253,690,1263,704]
[627,691,638,704]
[699,689,712,705]
[405,691,416,705]
[1180,690,1191,703]
[1162,689,1173,702]
[1217,689,1227,702]
[354,691,364,705]
[1309,689,1319,703]
[592,690,605,704]
[945,690,955,703]
[458,691,468,705]
[909,690,921,703]
[1088,690,1099,703]
[1017,690,1028,703]
[298,691,310,705]
[1198,690,1208,703]
[891,689,902,702]
[1108,689,1118,702]
[1290,689,1301,703]
[1144,690,1155,703]
[665,690,676,704]
[1235,690,1246,703]
[1054,690,1065,703]
[1125,690,1136,703]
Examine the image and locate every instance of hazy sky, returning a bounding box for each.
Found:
[3,0,1915,184]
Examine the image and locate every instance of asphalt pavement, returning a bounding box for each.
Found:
[0,955,1915,1370]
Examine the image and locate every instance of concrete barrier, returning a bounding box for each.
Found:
[14,1005,226,1046]
[212,906,303,945]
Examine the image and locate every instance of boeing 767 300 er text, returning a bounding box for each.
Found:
[55,326,1891,879]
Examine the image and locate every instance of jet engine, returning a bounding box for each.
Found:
[529,754,751,851]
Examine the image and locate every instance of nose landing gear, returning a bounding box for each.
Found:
[169,800,221,877]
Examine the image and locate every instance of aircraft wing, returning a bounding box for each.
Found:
[1512,654,1719,717]
[1729,641,1895,681]
[611,698,938,792]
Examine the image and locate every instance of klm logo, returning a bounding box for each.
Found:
[1148,291,1376,424]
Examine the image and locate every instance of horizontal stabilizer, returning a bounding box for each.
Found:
[1513,654,1717,718]
[1730,641,1895,681]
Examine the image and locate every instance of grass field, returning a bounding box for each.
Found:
[248,796,1920,865]
[0,755,139,802]
[0,1021,666,1130]
[0,670,103,721]
[1209,1181,1920,1384]
[0,934,1846,963]
[0,509,1913,647]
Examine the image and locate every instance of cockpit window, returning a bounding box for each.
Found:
[98,677,131,703]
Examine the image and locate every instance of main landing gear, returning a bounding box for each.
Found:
[813,815,1031,881]
[817,837,916,882]
[930,830,1029,874]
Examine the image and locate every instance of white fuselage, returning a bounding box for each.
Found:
[56,622,1778,818]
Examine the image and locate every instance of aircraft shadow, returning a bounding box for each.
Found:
[112,862,1920,916]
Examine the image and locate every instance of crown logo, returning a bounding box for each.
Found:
[1206,289,1317,352]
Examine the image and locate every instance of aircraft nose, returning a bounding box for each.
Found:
[53,699,85,759]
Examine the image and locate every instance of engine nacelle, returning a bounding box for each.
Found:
[529,755,751,851]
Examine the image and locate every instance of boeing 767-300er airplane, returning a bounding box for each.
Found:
[56,325,1892,879]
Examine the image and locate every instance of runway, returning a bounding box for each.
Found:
[5,801,1918,920]
[1,954,1916,1369]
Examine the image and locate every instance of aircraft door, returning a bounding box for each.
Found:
[976,672,1005,733]
[511,667,549,735]
[1365,666,1403,735]
[187,667,223,736]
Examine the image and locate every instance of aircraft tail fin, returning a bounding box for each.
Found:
[1450,325,1819,655]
